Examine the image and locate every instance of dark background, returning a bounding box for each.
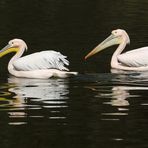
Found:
[0,0,148,74]
[0,1,148,148]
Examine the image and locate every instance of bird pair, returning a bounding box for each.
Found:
[0,29,147,79]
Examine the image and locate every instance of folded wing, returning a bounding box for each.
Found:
[13,50,69,71]
[118,47,148,67]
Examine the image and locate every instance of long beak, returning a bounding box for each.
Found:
[0,44,11,52]
[85,34,120,59]
[0,44,18,57]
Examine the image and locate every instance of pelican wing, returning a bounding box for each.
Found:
[13,51,69,71]
[118,47,148,67]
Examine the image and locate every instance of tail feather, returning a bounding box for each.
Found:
[53,70,78,78]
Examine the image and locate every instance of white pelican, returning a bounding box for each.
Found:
[0,39,77,79]
[85,29,148,71]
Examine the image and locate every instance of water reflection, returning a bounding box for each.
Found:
[82,71,148,122]
[0,76,70,125]
[105,86,130,107]
[8,76,69,102]
[111,69,148,81]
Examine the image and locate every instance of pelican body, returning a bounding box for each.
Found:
[85,29,148,71]
[0,39,77,79]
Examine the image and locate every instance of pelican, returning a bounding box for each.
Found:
[85,29,148,71]
[0,39,77,79]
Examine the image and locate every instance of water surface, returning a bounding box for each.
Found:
[0,0,148,148]
[0,72,148,148]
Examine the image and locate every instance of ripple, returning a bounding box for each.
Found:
[49,116,67,119]
[0,76,70,125]
[112,138,124,141]
[43,105,68,108]
[8,112,27,118]
[8,122,27,125]
[101,119,120,121]
[102,113,128,116]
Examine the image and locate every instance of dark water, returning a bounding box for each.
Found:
[0,0,148,148]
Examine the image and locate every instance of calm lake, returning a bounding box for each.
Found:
[0,0,148,148]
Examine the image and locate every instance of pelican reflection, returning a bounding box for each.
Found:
[8,76,69,102]
[6,76,70,125]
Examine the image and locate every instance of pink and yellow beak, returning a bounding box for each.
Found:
[0,44,19,58]
[85,34,121,60]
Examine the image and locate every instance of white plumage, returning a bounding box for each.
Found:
[85,29,148,71]
[0,39,77,78]
[118,47,148,67]
[13,50,69,71]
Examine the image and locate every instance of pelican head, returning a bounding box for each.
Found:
[0,39,28,57]
[85,29,130,59]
